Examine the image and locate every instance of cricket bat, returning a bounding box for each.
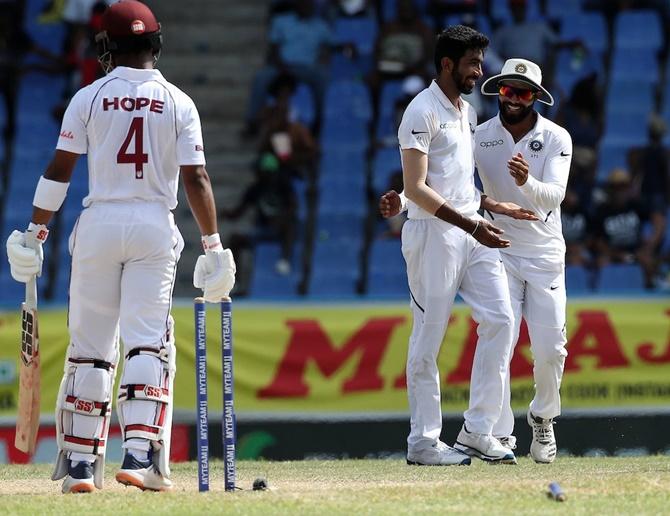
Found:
[15,277,41,455]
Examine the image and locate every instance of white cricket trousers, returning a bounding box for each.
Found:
[68,201,183,358]
[401,218,514,451]
[65,201,183,456]
[493,253,567,438]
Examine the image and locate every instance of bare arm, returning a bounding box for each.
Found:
[401,148,475,231]
[31,150,80,225]
[401,148,510,248]
[181,165,218,236]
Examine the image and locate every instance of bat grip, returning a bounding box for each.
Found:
[26,276,37,309]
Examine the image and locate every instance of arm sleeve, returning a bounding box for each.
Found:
[397,102,434,154]
[176,95,206,166]
[518,129,572,211]
[56,89,88,155]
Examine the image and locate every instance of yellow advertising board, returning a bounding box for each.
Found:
[0,299,668,417]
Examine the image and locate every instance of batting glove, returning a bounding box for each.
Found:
[193,234,236,302]
[6,223,49,283]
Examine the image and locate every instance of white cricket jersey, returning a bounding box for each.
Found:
[398,80,480,220]
[56,66,205,210]
[475,113,572,261]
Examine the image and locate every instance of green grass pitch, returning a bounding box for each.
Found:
[0,456,669,514]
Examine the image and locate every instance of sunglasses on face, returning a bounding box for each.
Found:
[498,84,536,102]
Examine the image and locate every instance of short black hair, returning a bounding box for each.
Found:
[434,25,489,74]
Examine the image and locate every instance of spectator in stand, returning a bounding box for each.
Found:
[561,187,592,266]
[225,74,316,283]
[628,114,669,218]
[61,0,114,91]
[243,0,334,136]
[0,0,63,190]
[593,169,666,289]
[51,1,110,124]
[370,0,435,90]
[259,73,319,180]
[221,153,298,285]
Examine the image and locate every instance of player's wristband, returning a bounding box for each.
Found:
[202,233,223,251]
[33,176,69,211]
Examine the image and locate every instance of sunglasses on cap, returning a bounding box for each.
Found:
[498,84,536,102]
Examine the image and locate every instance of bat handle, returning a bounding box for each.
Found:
[26,276,37,309]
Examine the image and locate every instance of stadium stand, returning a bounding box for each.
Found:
[2,0,669,304]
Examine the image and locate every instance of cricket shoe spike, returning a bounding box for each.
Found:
[528,411,557,463]
[115,453,173,491]
[454,425,517,464]
[62,460,96,494]
[407,440,471,466]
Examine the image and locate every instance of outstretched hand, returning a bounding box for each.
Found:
[472,220,510,248]
[495,202,538,221]
[379,190,402,218]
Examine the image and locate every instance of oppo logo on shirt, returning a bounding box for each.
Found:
[480,139,504,148]
[102,97,165,113]
[440,121,459,129]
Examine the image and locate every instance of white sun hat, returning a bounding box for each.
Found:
[481,58,554,106]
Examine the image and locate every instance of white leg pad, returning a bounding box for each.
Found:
[118,316,175,477]
[51,354,118,489]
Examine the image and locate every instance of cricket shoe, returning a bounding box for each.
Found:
[496,435,517,450]
[407,440,471,466]
[454,425,517,464]
[115,454,173,491]
[62,460,96,494]
[528,411,557,463]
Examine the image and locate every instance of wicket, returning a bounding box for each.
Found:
[194,296,236,492]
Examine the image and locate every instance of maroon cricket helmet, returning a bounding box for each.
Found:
[95,1,162,72]
[101,0,160,38]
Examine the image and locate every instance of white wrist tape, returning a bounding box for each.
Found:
[398,191,408,213]
[201,233,222,251]
[27,222,49,243]
[33,176,69,211]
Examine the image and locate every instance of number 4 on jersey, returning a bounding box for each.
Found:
[118,117,148,179]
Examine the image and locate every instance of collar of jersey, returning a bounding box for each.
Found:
[110,66,164,82]
[429,80,463,113]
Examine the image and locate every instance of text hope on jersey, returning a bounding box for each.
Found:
[102,96,164,113]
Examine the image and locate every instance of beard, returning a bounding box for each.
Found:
[498,98,534,125]
[452,67,475,94]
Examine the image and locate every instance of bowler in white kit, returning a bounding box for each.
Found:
[5,1,235,493]
[395,26,537,467]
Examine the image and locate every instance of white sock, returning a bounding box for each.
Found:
[70,452,95,464]
[128,448,149,461]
